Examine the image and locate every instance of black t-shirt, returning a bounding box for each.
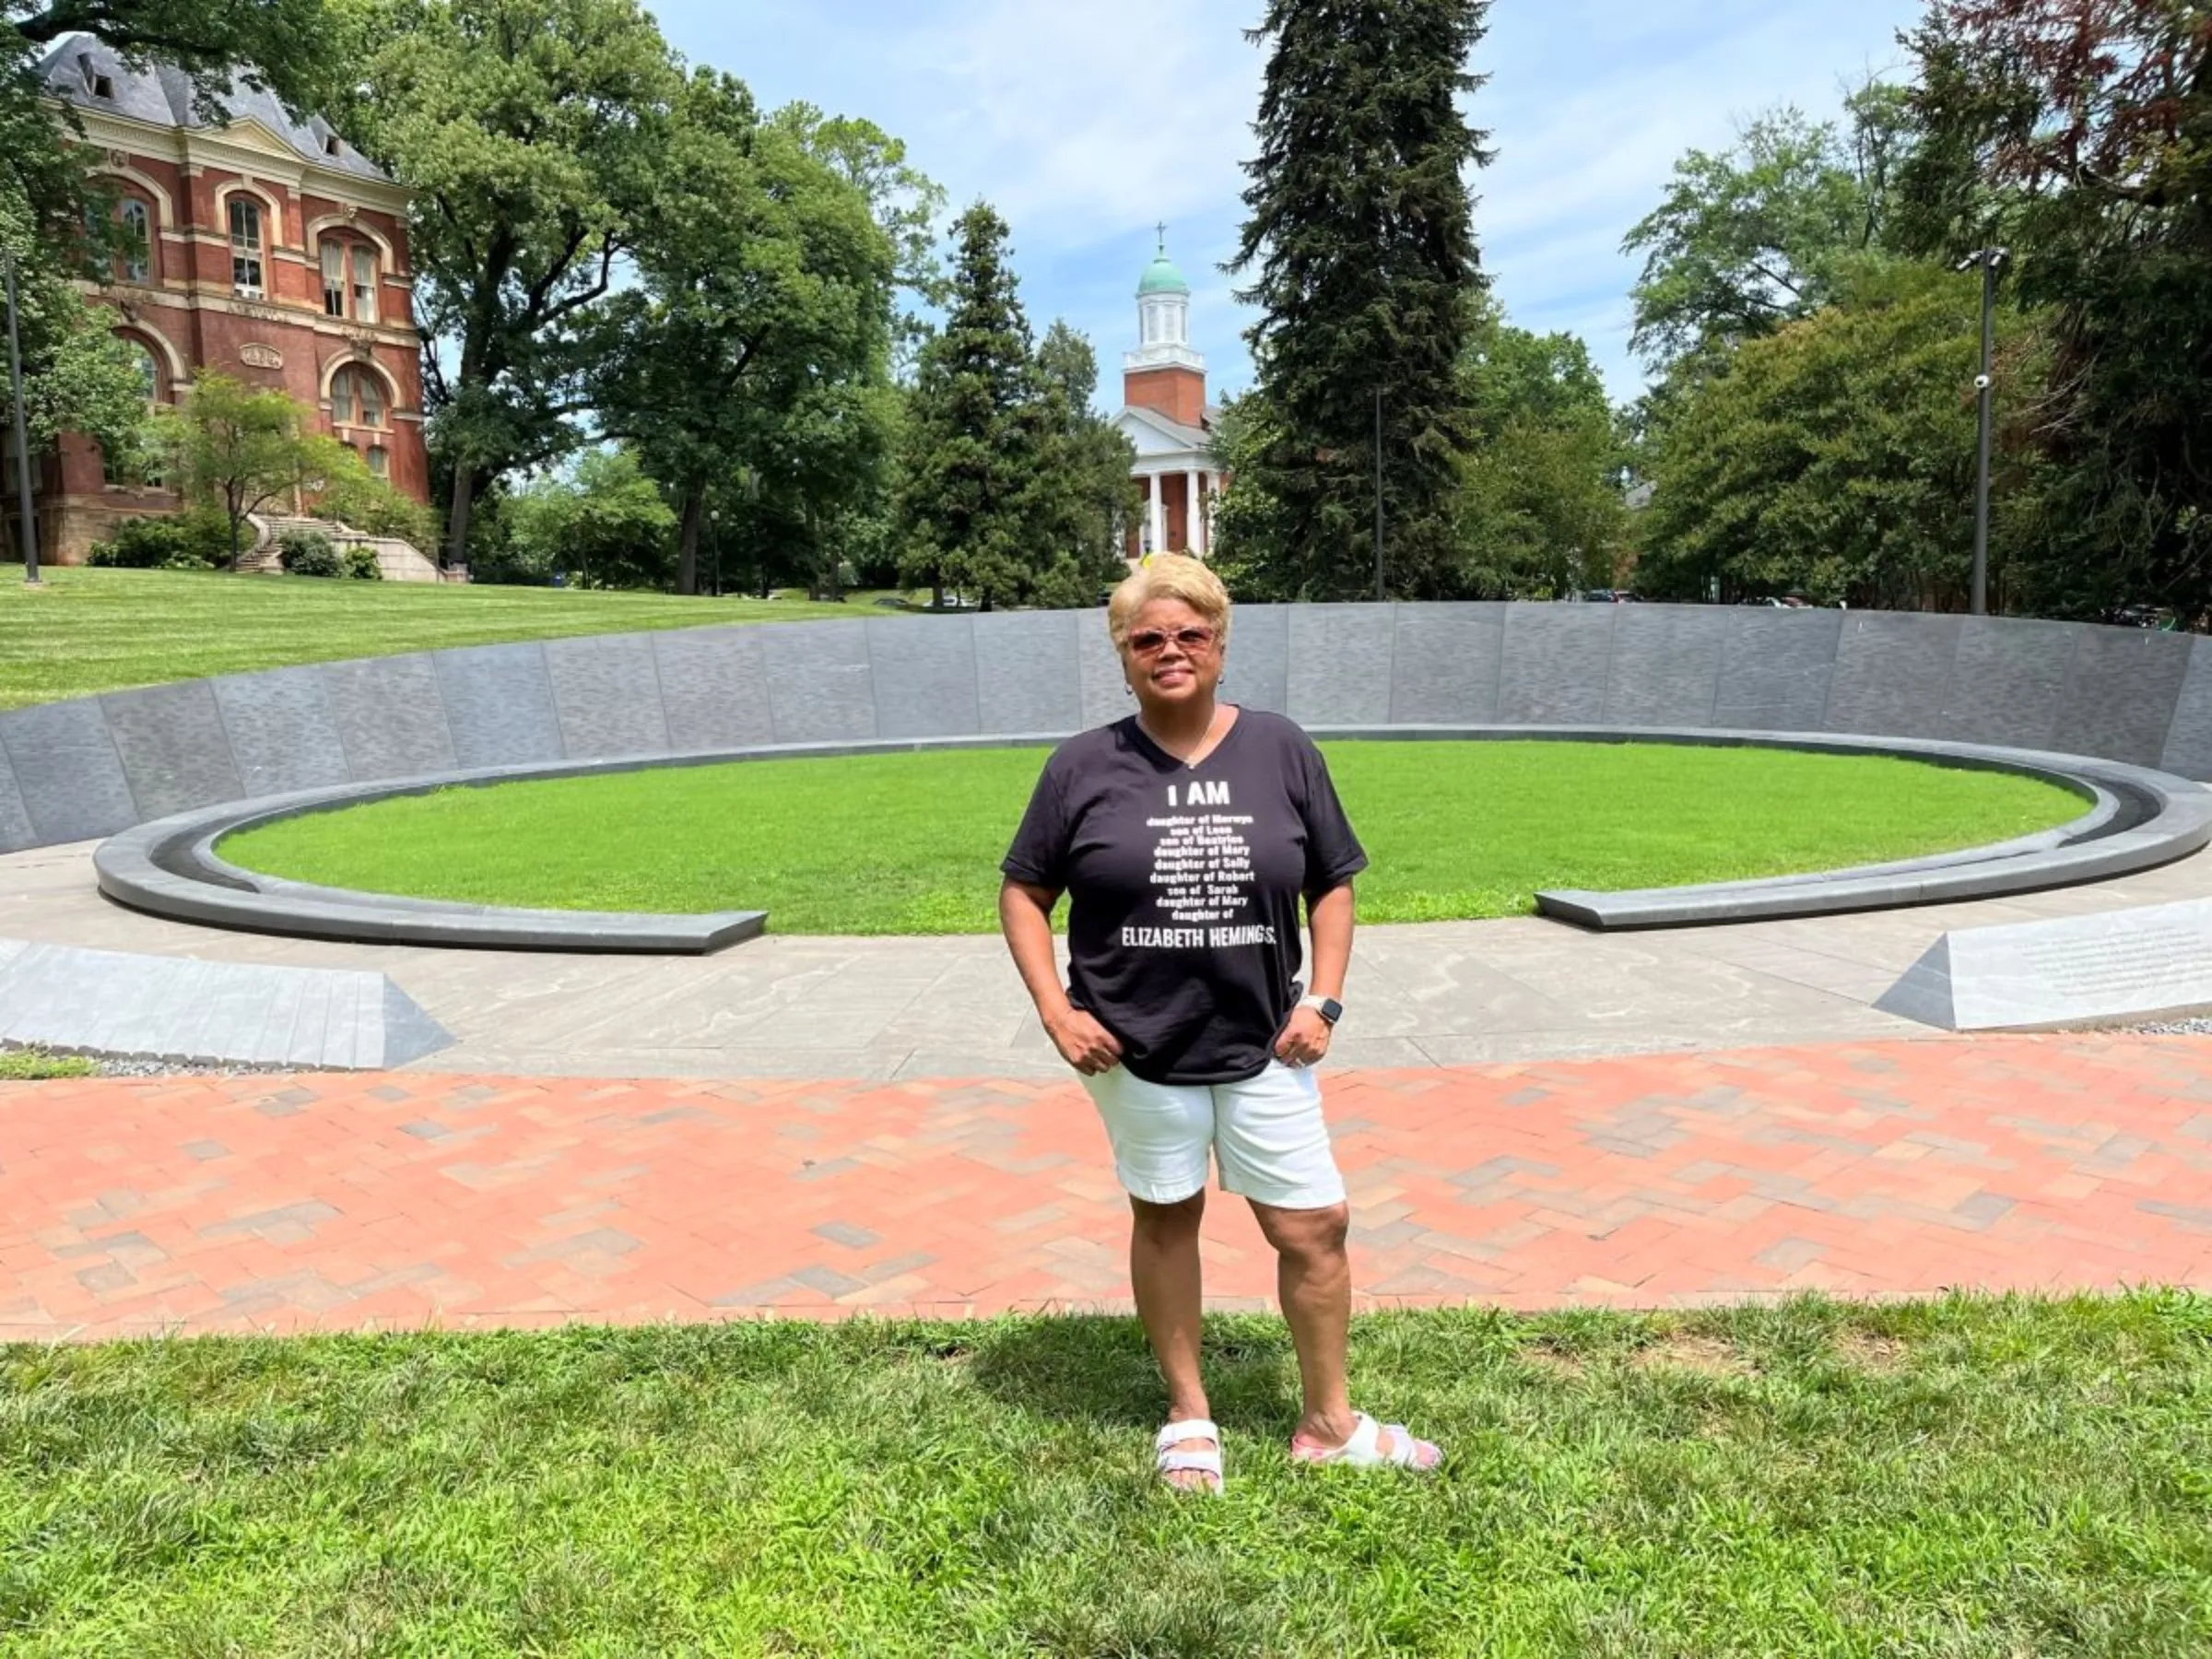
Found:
[1001,709,1367,1086]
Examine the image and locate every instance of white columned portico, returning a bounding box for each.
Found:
[1147,472,1165,555]
[1184,470,1200,558]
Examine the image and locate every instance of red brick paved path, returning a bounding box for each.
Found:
[5,1035,2212,1340]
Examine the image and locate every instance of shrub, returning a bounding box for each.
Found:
[343,546,383,581]
[86,512,229,570]
[277,529,342,578]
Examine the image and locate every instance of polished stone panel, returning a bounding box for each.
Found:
[1714,608,1843,732]
[973,609,1085,735]
[2053,626,2193,766]
[212,667,351,797]
[0,748,36,854]
[2160,636,2212,782]
[101,680,244,818]
[319,654,458,782]
[547,633,671,759]
[1499,604,1616,724]
[1228,603,1290,715]
[761,619,877,743]
[1604,605,1727,727]
[1076,612,1130,730]
[434,642,563,770]
[653,626,776,751]
[1388,603,1506,724]
[1825,612,1962,739]
[1289,604,1395,724]
[1941,618,2078,750]
[869,615,982,739]
[0,700,140,843]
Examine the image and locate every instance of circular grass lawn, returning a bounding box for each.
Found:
[217,742,2088,935]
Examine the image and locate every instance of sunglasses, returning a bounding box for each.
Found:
[1127,626,1218,656]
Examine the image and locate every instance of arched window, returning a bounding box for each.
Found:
[116,198,150,283]
[320,238,381,323]
[229,197,264,294]
[330,364,387,429]
[102,336,165,485]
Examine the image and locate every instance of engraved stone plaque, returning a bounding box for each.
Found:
[1877,898,2212,1030]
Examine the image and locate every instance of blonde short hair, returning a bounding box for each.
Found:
[1107,554,1232,652]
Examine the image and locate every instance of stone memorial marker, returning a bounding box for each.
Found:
[1877,897,2212,1030]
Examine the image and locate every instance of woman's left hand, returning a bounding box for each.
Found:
[1274,1005,1334,1069]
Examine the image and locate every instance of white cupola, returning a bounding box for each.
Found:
[1124,226,1206,375]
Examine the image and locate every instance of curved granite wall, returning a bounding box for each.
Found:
[6,602,2211,855]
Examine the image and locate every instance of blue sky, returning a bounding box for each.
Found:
[650,0,1921,409]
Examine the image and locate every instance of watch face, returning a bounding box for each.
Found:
[1319,997,1342,1024]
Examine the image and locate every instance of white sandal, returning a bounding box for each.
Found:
[1154,1418,1224,1495]
[1292,1410,1441,1474]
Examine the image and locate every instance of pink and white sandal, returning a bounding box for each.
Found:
[1291,1411,1442,1473]
[1154,1418,1224,1495]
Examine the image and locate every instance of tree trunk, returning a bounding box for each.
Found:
[444,463,476,571]
[677,485,702,596]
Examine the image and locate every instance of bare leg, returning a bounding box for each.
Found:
[1250,1197,1440,1467]
[1249,1199,1358,1444]
[1130,1191,1214,1488]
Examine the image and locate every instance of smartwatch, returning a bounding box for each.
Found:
[1300,994,1343,1027]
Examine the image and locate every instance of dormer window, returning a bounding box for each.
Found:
[324,134,342,157]
[78,56,112,99]
[229,197,264,295]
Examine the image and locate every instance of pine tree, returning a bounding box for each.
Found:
[1228,0,1492,599]
[897,202,1040,609]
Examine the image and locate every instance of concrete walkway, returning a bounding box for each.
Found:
[5,1034,2210,1339]
[6,839,2212,1077]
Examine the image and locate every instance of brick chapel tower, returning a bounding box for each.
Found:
[1112,230,1219,559]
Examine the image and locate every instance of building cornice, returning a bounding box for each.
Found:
[62,104,412,215]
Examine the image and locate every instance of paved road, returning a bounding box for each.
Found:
[6,1034,2210,1339]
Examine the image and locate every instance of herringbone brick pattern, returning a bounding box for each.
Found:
[4,1035,2210,1339]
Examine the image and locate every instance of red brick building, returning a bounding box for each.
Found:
[11,36,428,565]
[1112,233,1221,560]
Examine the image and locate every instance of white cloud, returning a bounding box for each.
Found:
[653,0,1923,405]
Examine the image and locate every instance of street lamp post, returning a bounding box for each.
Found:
[3,249,41,585]
[1959,247,2007,617]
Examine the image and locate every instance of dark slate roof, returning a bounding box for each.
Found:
[36,33,390,184]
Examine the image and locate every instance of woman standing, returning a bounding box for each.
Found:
[999,557,1441,1493]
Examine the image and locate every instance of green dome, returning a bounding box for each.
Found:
[1137,253,1190,297]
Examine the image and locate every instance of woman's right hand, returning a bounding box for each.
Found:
[1044,1007,1123,1075]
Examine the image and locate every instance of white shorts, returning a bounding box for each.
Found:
[1078,1061,1347,1210]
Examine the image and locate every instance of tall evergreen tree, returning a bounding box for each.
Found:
[1227,0,1492,599]
[1024,321,1139,608]
[896,202,1040,609]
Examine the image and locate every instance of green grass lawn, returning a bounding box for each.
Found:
[3,1297,2206,1655]
[219,741,2087,932]
[0,565,900,711]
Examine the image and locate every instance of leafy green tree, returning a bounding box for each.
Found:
[1025,321,1138,608]
[1623,87,1913,372]
[1896,0,2212,621]
[771,102,947,371]
[152,372,366,566]
[598,72,900,594]
[896,202,1041,609]
[1634,262,2047,610]
[501,445,674,588]
[352,0,681,567]
[1226,0,1492,600]
[1454,306,1628,597]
